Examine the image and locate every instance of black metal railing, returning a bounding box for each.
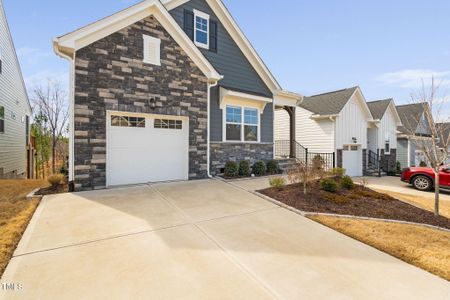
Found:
[274,140,335,171]
[368,150,381,177]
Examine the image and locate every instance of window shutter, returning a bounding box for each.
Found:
[209,20,218,52]
[184,9,194,41]
[143,35,161,66]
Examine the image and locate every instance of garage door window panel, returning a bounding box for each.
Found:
[111,116,145,128]
[154,119,182,130]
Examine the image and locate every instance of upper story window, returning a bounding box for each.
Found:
[184,9,217,52]
[194,10,209,49]
[143,35,161,66]
[225,105,259,142]
[0,48,2,74]
[0,106,4,133]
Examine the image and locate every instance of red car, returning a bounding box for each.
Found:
[401,165,450,191]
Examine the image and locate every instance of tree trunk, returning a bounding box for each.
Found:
[434,172,440,216]
[52,136,57,174]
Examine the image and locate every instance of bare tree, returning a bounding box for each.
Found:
[404,78,450,216]
[288,159,326,195]
[32,80,69,174]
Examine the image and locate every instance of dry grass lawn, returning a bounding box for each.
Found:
[0,180,47,277]
[310,215,450,281]
[372,189,450,219]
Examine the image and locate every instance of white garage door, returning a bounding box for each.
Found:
[106,112,189,187]
[342,145,362,177]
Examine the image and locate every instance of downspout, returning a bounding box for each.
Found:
[207,80,219,178]
[53,41,75,189]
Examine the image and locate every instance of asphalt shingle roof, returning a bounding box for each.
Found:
[367,99,392,120]
[299,87,359,115]
[436,122,450,148]
[396,103,425,134]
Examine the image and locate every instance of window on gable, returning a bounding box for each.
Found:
[225,105,259,142]
[143,35,161,66]
[194,9,209,49]
[0,106,4,133]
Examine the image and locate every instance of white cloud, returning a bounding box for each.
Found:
[24,70,69,93]
[17,47,51,68]
[377,69,450,88]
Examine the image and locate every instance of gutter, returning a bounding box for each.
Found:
[207,79,221,178]
[53,39,76,186]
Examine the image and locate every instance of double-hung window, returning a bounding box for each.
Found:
[194,10,209,49]
[225,105,259,142]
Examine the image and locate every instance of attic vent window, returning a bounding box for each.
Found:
[194,9,209,49]
[143,35,161,66]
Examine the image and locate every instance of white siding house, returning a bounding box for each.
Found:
[0,0,32,178]
[366,99,402,173]
[275,86,373,177]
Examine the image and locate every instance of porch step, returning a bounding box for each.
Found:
[276,158,298,174]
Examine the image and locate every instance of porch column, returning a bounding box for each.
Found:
[284,106,296,159]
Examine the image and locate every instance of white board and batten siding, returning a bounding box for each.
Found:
[274,107,335,153]
[335,93,369,150]
[0,1,31,177]
[377,106,398,150]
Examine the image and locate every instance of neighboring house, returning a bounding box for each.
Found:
[396,103,432,168]
[366,99,402,174]
[275,86,373,177]
[436,122,450,164]
[0,0,33,179]
[53,0,300,190]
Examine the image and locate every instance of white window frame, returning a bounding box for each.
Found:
[143,35,161,66]
[223,105,261,143]
[193,9,209,49]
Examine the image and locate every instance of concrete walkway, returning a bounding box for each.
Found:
[1,179,449,299]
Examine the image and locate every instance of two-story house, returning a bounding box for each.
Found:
[275,86,373,177]
[366,99,402,174]
[396,103,432,168]
[0,0,33,179]
[53,0,300,190]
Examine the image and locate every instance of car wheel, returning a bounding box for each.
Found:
[412,176,432,191]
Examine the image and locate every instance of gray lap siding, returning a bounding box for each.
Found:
[170,0,275,172]
[73,16,208,191]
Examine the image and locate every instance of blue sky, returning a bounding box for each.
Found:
[4,0,450,119]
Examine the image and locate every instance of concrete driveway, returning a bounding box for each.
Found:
[1,179,449,299]
[363,176,450,201]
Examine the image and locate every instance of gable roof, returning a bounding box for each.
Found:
[367,99,392,120]
[161,0,282,92]
[396,103,426,133]
[53,0,222,81]
[436,122,450,148]
[299,87,359,116]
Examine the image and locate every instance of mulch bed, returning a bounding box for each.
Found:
[35,184,69,196]
[260,181,450,230]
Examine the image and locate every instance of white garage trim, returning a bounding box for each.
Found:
[342,145,363,177]
[106,111,189,187]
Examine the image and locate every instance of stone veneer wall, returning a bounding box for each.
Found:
[380,149,397,174]
[362,149,367,173]
[73,16,208,191]
[210,142,273,175]
[336,149,343,168]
